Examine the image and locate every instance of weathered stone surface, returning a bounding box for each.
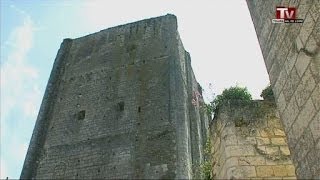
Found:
[210,101,296,179]
[295,52,312,78]
[291,98,316,140]
[281,97,299,131]
[257,137,270,145]
[282,67,300,102]
[227,166,256,179]
[247,1,320,178]
[311,84,320,111]
[20,14,209,179]
[256,165,274,177]
[274,128,286,136]
[271,138,287,146]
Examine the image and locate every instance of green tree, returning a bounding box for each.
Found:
[211,86,252,114]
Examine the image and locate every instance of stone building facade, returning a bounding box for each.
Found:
[20,14,209,179]
[247,1,319,179]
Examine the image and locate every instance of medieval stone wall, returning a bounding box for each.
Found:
[20,14,208,179]
[246,1,320,178]
[210,100,296,179]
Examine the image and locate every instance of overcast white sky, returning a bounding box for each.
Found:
[1,0,269,178]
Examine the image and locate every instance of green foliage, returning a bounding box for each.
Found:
[200,161,212,180]
[204,103,214,118]
[200,140,212,180]
[211,86,252,113]
[260,85,275,101]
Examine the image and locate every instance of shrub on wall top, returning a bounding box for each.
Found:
[214,86,252,106]
[209,86,252,116]
[260,85,275,101]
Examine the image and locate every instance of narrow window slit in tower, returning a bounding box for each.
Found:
[77,110,85,120]
[118,102,125,111]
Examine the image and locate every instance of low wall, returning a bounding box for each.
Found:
[210,100,296,179]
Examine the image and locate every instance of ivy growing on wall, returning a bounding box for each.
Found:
[200,139,213,180]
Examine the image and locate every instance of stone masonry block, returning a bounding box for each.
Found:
[275,25,289,48]
[277,41,291,67]
[269,60,281,86]
[294,67,316,109]
[256,137,271,145]
[298,0,314,23]
[259,20,272,47]
[295,159,313,179]
[281,97,299,132]
[286,164,296,177]
[225,134,238,146]
[273,128,286,136]
[309,56,320,84]
[265,146,279,155]
[308,111,320,140]
[225,145,255,157]
[237,136,256,145]
[309,3,319,22]
[277,92,287,114]
[238,156,265,166]
[293,128,315,164]
[256,165,274,177]
[286,128,297,152]
[313,16,320,41]
[305,31,320,53]
[305,144,320,178]
[295,51,312,78]
[224,157,239,169]
[273,165,290,177]
[292,98,316,141]
[265,44,277,71]
[280,146,291,156]
[259,128,274,137]
[284,49,298,76]
[222,128,239,140]
[271,137,287,146]
[274,68,288,99]
[310,83,320,112]
[298,12,315,46]
[227,166,256,179]
[267,117,282,129]
[295,36,304,51]
[282,67,299,102]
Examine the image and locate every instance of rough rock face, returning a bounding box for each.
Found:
[247,0,320,178]
[20,14,209,179]
[210,100,296,179]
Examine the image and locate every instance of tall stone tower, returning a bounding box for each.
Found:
[20,14,209,179]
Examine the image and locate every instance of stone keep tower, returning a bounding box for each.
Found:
[20,14,209,179]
